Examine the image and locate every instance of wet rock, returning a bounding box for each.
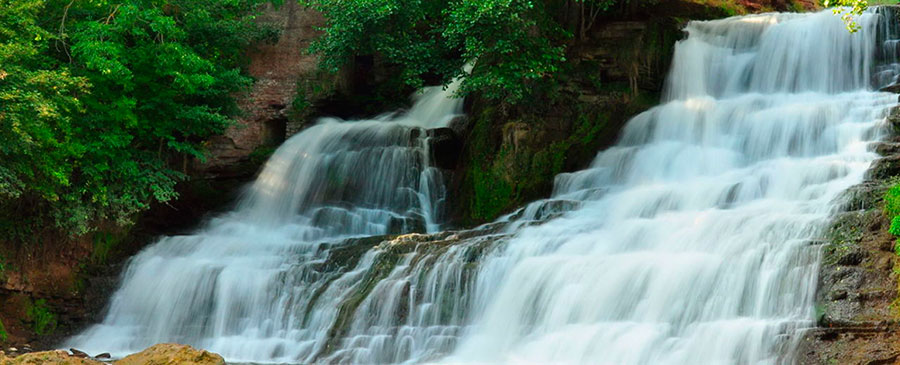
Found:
[830,290,848,301]
[0,350,103,364]
[512,199,583,222]
[386,215,427,235]
[880,83,900,93]
[116,344,224,365]
[840,181,889,212]
[94,353,111,359]
[866,155,900,181]
[887,108,900,134]
[836,249,866,266]
[426,128,463,170]
[69,349,89,358]
[872,142,900,156]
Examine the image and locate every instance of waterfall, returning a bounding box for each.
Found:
[448,8,900,364]
[69,8,900,365]
[65,83,464,362]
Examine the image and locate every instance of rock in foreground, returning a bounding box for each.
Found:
[116,344,224,365]
[0,350,102,364]
[0,344,224,365]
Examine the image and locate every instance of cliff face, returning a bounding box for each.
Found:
[195,2,327,179]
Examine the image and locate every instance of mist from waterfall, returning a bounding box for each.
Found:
[69,7,900,365]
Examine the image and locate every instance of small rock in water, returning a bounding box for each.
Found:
[95,352,111,359]
[70,348,90,358]
[880,83,900,93]
[8,347,17,352]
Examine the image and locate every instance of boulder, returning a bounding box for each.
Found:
[867,155,900,181]
[0,350,102,365]
[116,344,224,365]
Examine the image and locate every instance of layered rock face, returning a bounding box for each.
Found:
[196,1,328,178]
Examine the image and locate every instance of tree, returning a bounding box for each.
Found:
[304,0,568,103]
[0,0,272,236]
[824,0,869,32]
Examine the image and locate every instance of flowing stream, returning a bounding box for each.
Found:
[70,7,900,364]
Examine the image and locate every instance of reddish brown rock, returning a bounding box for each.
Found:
[196,2,329,178]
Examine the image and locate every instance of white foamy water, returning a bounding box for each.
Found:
[65,82,465,362]
[448,8,900,364]
[70,8,900,365]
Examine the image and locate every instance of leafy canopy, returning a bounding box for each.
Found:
[0,0,270,236]
[303,0,570,103]
[823,0,870,32]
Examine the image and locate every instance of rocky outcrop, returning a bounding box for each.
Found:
[0,350,102,365]
[195,2,329,178]
[449,14,685,225]
[116,344,224,365]
[0,344,222,365]
[797,107,900,364]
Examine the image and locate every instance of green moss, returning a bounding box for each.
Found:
[0,318,7,343]
[470,164,515,222]
[91,231,123,265]
[460,107,512,222]
[459,103,624,224]
[26,299,57,336]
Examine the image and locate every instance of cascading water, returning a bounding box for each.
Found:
[70,7,900,365]
[65,82,464,362]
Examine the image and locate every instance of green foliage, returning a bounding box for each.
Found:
[884,182,900,254]
[823,0,869,32]
[885,182,900,217]
[0,318,6,343]
[304,0,568,103]
[0,0,270,237]
[26,299,57,336]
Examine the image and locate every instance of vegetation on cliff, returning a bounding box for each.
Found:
[0,0,273,238]
[303,0,574,103]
